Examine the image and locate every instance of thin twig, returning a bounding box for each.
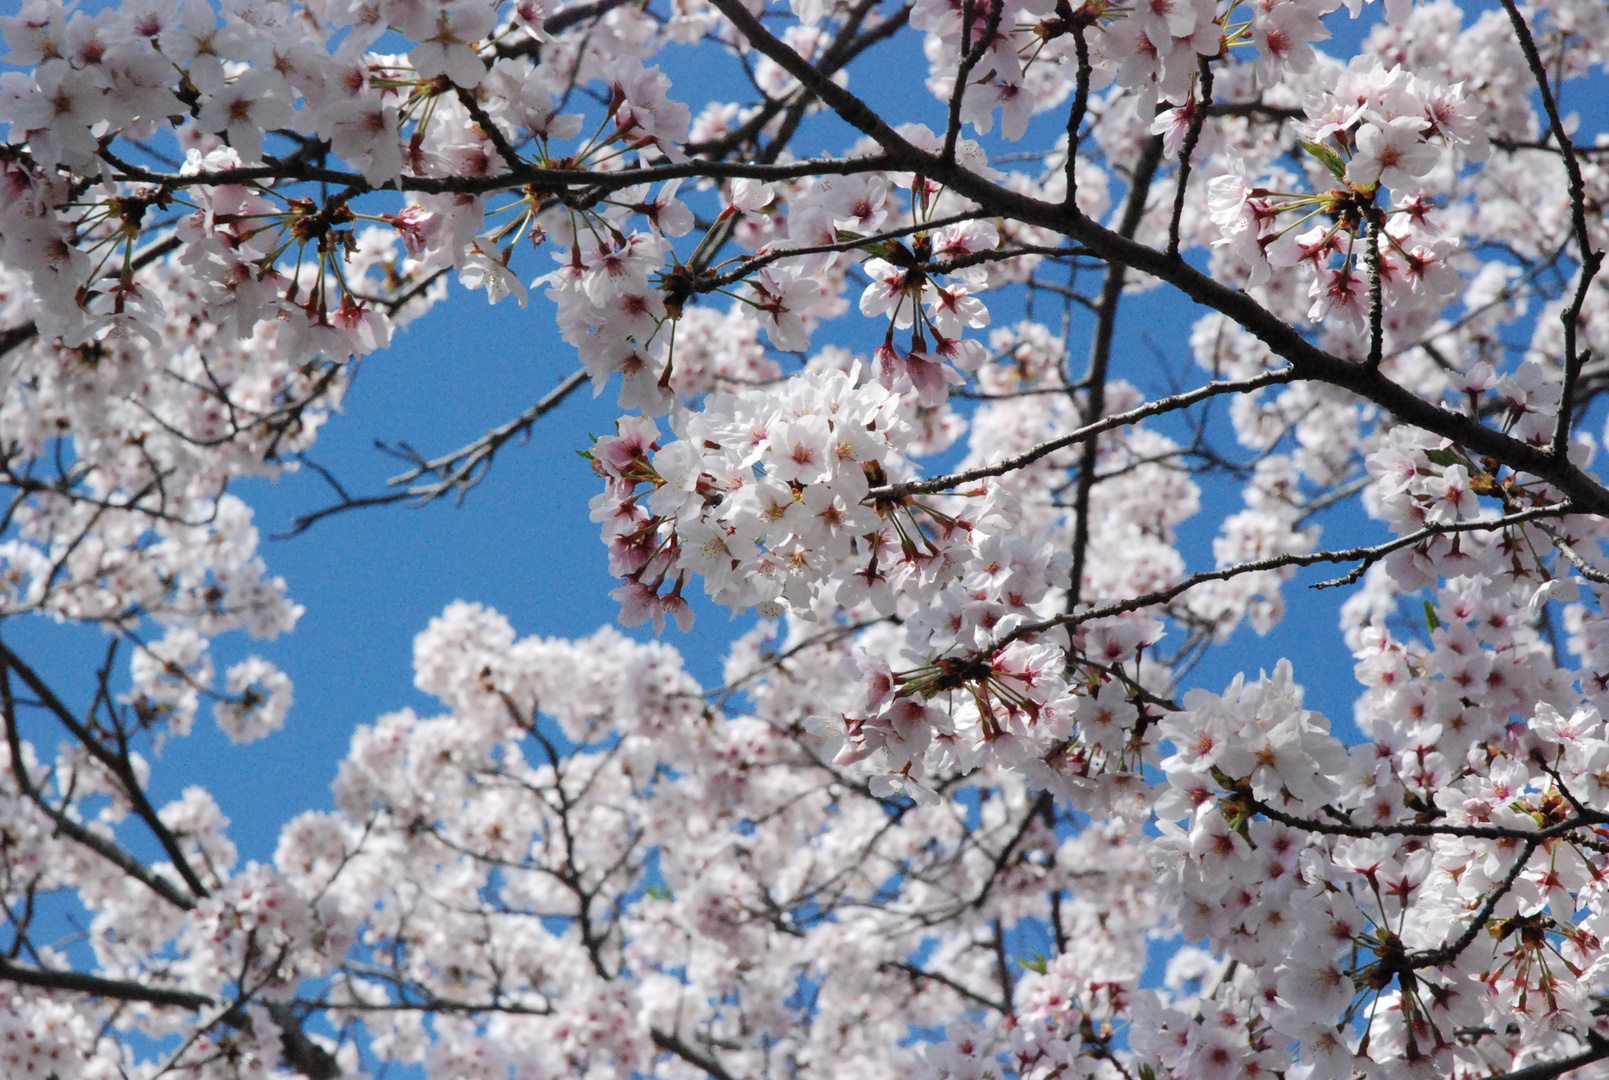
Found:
[1063,23,1091,208]
[871,367,1294,499]
[1068,133,1163,606]
[282,368,589,536]
[1166,55,1214,259]
[999,502,1575,645]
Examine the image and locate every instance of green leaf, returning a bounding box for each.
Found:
[1424,599,1441,633]
[1224,802,1257,847]
[1019,955,1048,974]
[1423,447,1464,468]
[858,238,918,267]
[1298,139,1348,182]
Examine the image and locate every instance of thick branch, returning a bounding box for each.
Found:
[1244,791,1598,846]
[102,150,895,198]
[0,954,209,1009]
[652,1028,741,1080]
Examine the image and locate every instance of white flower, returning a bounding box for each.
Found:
[458,237,528,306]
[1345,115,1438,190]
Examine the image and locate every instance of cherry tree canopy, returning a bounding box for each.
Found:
[3,0,1609,1077]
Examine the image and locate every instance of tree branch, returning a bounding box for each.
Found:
[0,639,211,901]
[879,959,1008,1014]
[1068,133,1163,607]
[652,1027,741,1080]
[1002,503,1576,644]
[1484,1035,1609,1080]
[1166,55,1214,259]
[0,658,202,911]
[0,954,210,1009]
[871,366,1295,499]
[283,368,589,536]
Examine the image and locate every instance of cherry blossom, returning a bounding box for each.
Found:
[1,0,1609,1078]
